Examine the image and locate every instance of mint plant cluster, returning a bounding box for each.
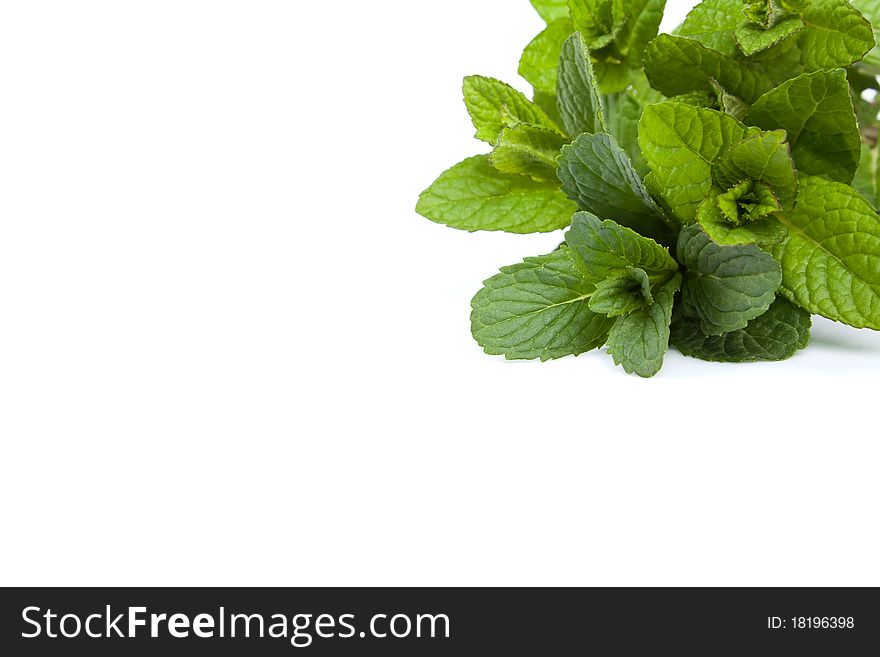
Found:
[417,0,880,377]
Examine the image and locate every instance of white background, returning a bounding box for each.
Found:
[1,1,878,586]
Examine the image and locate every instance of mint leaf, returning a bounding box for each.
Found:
[678,224,782,335]
[531,0,571,23]
[644,34,773,104]
[607,273,681,377]
[416,155,577,233]
[745,69,861,184]
[490,124,568,183]
[557,132,672,243]
[735,16,804,56]
[568,0,616,49]
[639,103,757,223]
[470,248,614,360]
[773,176,880,329]
[565,211,679,279]
[463,76,561,144]
[594,61,638,95]
[616,0,668,68]
[678,0,742,56]
[697,195,788,246]
[589,267,654,317]
[520,19,574,96]
[671,297,812,362]
[557,32,605,137]
[716,181,780,225]
[713,130,798,212]
[798,0,874,71]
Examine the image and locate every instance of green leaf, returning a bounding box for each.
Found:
[565,211,679,280]
[797,0,874,71]
[697,195,788,246]
[568,0,615,48]
[416,155,578,233]
[745,70,861,184]
[531,0,571,23]
[735,16,804,56]
[490,124,568,182]
[607,273,681,377]
[639,103,758,224]
[678,224,782,335]
[463,76,561,144]
[557,132,672,243]
[520,19,574,96]
[594,61,638,95]
[589,267,653,317]
[713,130,798,212]
[851,0,880,72]
[717,180,780,223]
[677,0,742,57]
[671,297,812,362]
[470,248,615,361]
[772,176,880,329]
[616,0,668,68]
[557,33,605,137]
[644,34,773,104]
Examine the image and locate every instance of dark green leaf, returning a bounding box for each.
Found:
[671,297,812,362]
[678,224,782,335]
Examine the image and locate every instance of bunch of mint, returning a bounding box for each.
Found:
[416,0,880,377]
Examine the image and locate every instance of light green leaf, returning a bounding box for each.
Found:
[644,34,773,104]
[557,132,672,243]
[677,0,743,56]
[463,76,561,144]
[557,32,605,137]
[607,273,681,377]
[745,69,861,184]
[735,16,804,56]
[772,176,880,329]
[568,0,615,48]
[697,196,788,246]
[716,180,780,224]
[589,267,653,317]
[639,103,758,224]
[798,0,874,71]
[470,248,615,361]
[713,130,798,212]
[671,297,812,362]
[520,19,574,95]
[617,0,668,68]
[594,61,638,95]
[565,211,679,280]
[416,155,577,234]
[490,124,568,182]
[678,224,782,335]
[531,0,571,23]
[749,31,807,85]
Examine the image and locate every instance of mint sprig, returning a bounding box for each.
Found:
[417,0,880,376]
